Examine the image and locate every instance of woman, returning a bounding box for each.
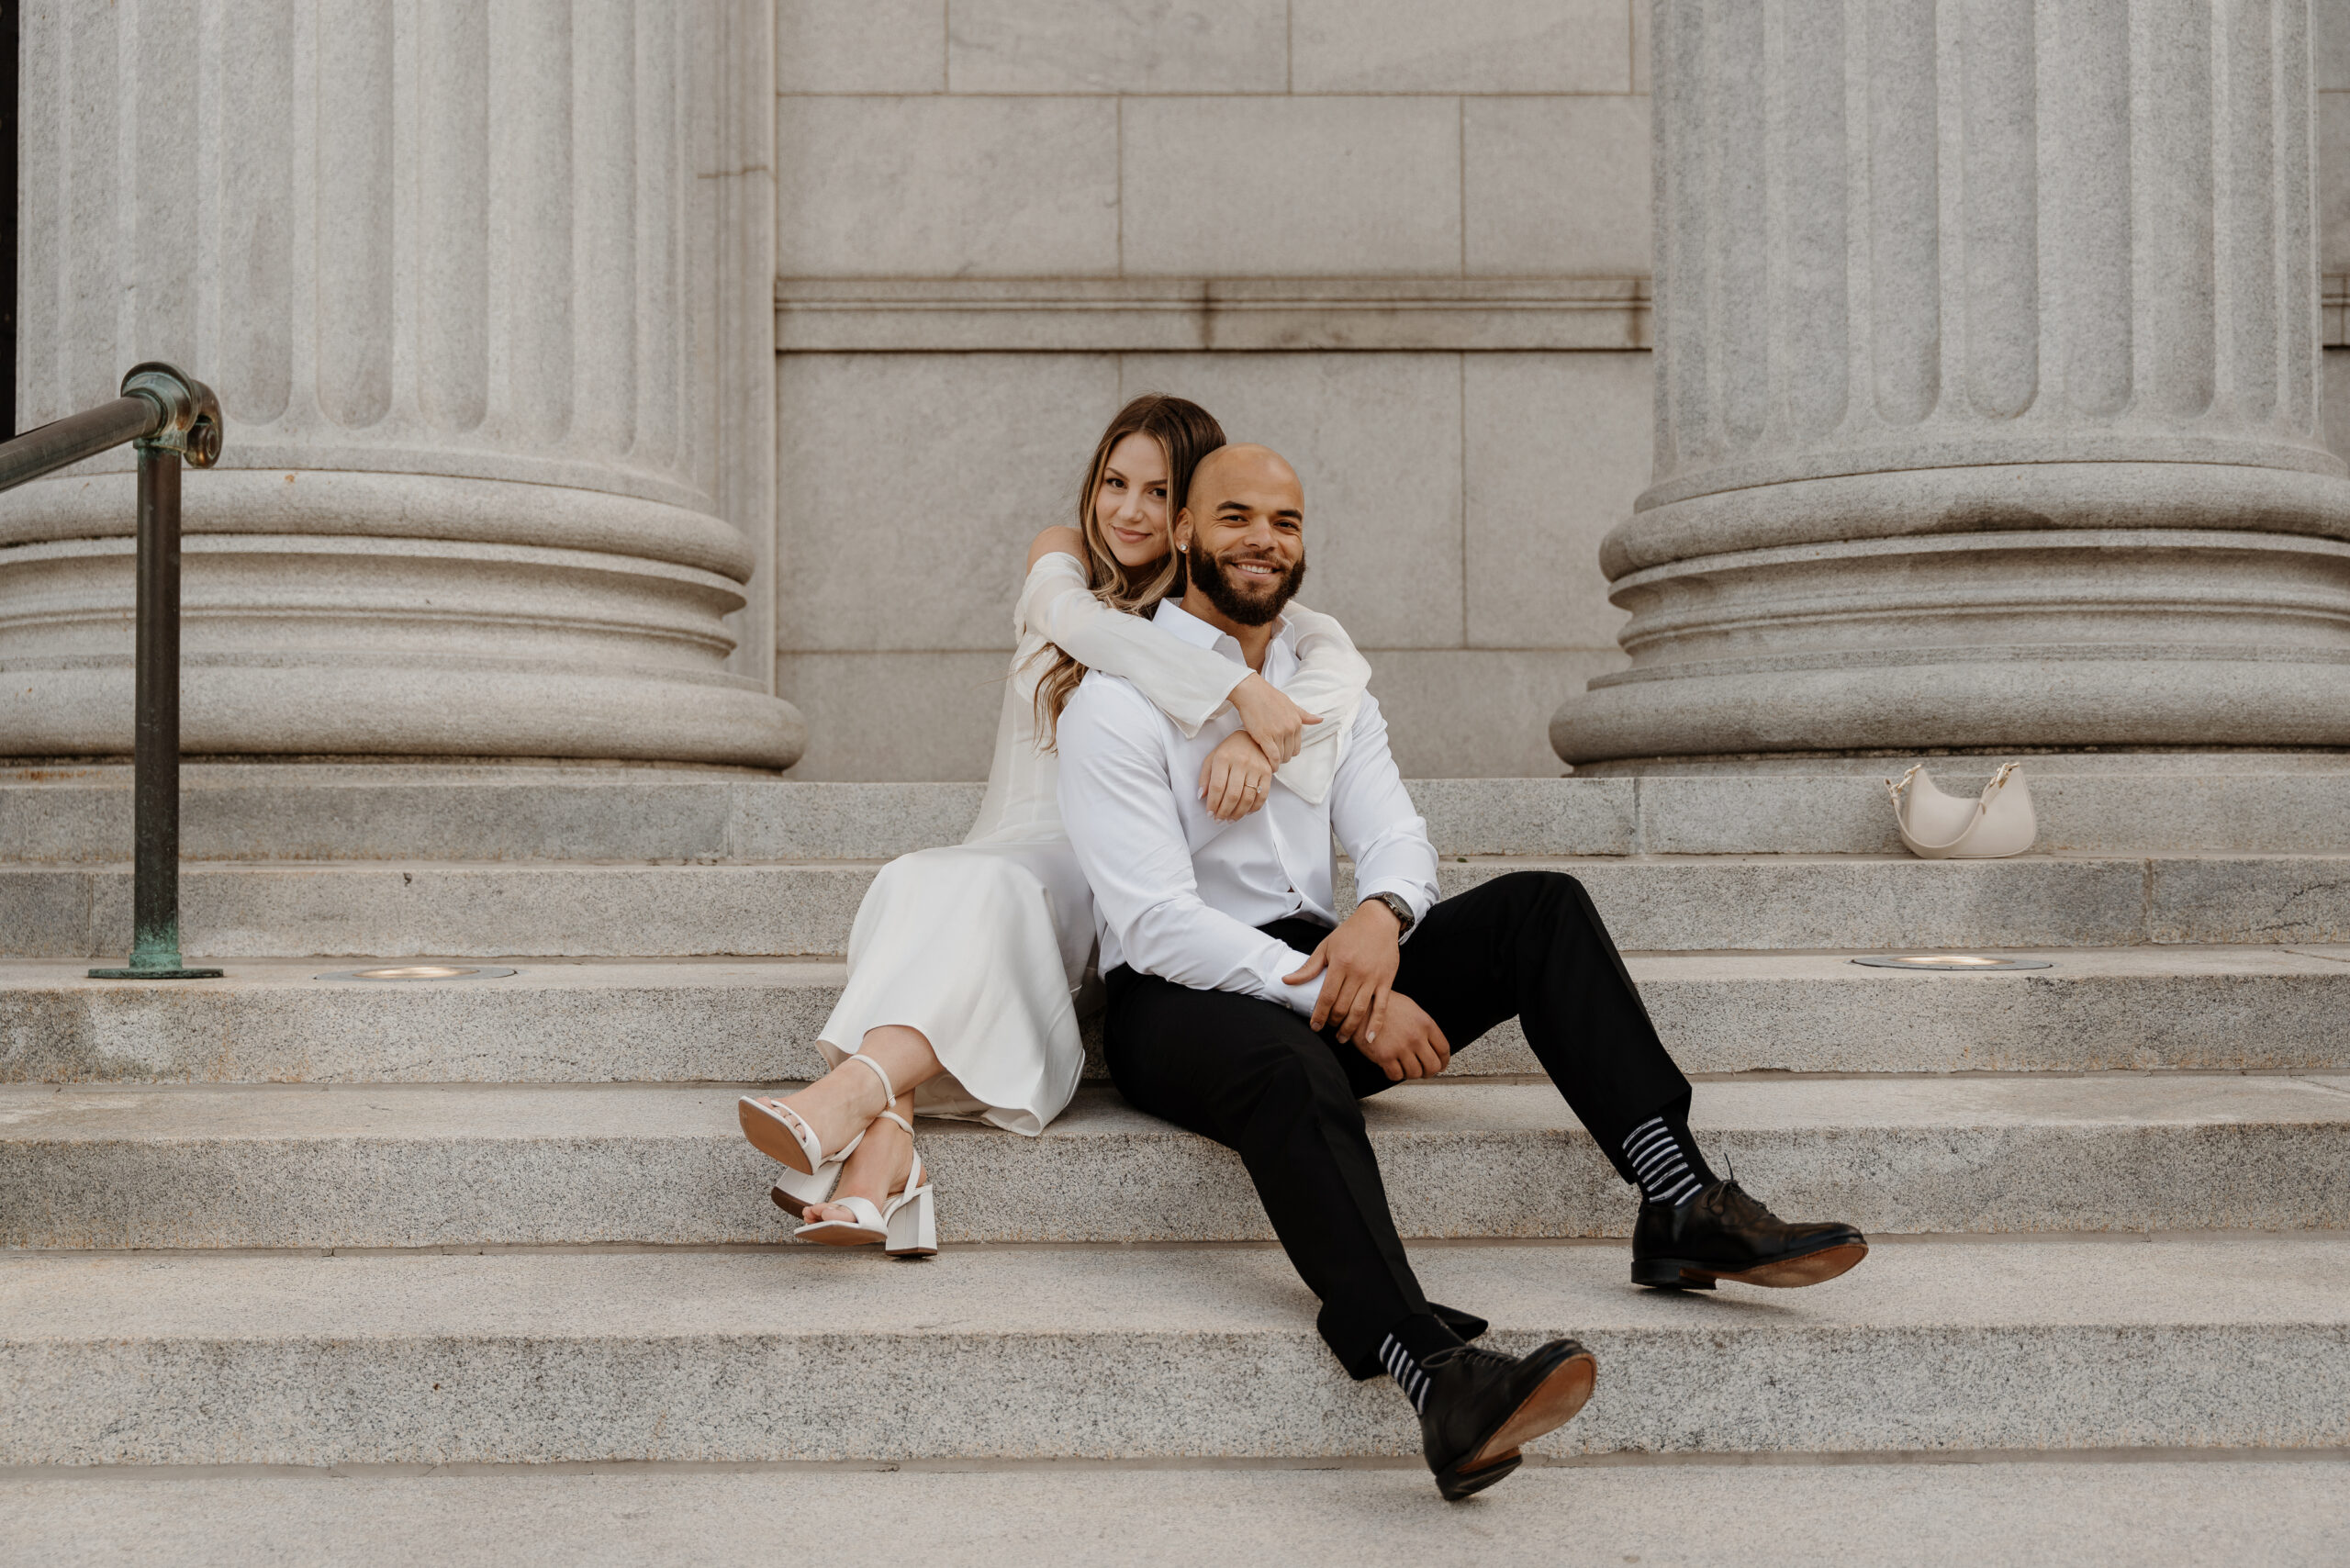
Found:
[738,394,1371,1254]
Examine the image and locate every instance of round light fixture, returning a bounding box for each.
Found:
[314,966,519,982]
[1850,955,2053,972]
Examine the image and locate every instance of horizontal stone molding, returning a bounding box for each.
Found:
[775,275,1652,352]
[1602,463,2350,577]
[1606,530,2350,658]
[1558,655,2350,761]
[1634,436,2350,517]
[0,469,755,580]
[2,535,749,662]
[29,442,720,517]
[0,536,800,767]
[0,660,800,771]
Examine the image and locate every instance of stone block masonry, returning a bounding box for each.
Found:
[770,0,1656,778]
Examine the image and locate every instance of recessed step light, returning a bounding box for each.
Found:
[1851,955,2053,971]
[313,966,519,981]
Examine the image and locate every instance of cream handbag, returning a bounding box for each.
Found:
[1886,762,2037,859]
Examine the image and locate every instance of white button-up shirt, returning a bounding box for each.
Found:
[1056,599,1441,1017]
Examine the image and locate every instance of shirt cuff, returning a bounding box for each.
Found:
[1356,880,1432,944]
[1271,948,1326,1015]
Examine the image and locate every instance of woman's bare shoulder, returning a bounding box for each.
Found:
[1026,526,1087,569]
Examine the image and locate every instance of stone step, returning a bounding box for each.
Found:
[7,1458,2346,1568]
[11,853,2350,958]
[10,762,2350,863]
[4,1238,2344,1464]
[5,1077,2344,1249]
[8,948,2349,1085]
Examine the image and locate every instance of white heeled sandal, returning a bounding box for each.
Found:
[789,1110,937,1258]
[739,1053,898,1211]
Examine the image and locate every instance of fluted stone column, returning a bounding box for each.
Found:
[5,0,801,767]
[1552,0,2350,767]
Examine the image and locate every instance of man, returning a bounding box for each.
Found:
[1055,444,1867,1501]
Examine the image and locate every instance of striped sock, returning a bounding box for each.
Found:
[1379,1314,1465,1414]
[1622,1114,1715,1208]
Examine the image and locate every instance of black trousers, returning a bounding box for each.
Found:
[1102,870,1691,1379]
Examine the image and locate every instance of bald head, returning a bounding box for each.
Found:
[1186,442,1301,513]
[1176,442,1307,636]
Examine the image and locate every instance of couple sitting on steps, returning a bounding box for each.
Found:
[738,395,1867,1501]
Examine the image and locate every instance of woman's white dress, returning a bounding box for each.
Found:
[813,552,1370,1135]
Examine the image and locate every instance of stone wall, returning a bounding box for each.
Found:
[771,0,1654,778]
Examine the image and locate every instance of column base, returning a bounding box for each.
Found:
[1554,651,2350,766]
[1554,525,2350,767]
[0,532,804,769]
[2,657,805,771]
[1561,747,2350,778]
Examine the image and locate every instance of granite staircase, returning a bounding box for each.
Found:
[3,760,2347,1565]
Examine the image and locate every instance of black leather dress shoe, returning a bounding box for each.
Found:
[1631,1180,1867,1290]
[1417,1338,1597,1501]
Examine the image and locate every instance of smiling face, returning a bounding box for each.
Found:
[1175,443,1307,629]
[1091,431,1175,571]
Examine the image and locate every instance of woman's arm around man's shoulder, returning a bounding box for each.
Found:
[1026,525,1088,571]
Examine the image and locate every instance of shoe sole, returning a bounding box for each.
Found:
[1436,1450,1522,1502]
[738,1099,819,1177]
[1639,1238,1869,1291]
[794,1222,886,1247]
[1470,1346,1597,1470]
[1432,1344,1596,1500]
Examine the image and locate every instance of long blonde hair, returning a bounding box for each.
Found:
[1032,394,1226,745]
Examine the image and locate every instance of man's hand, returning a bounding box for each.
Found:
[1198,731,1275,822]
[1349,991,1450,1082]
[1227,672,1320,765]
[1284,898,1404,1044]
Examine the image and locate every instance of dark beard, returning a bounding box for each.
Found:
[1190,545,1307,627]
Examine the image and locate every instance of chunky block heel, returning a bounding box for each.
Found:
[886,1183,937,1258]
[794,1111,935,1253]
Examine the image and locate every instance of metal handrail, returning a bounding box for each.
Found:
[0,362,225,979]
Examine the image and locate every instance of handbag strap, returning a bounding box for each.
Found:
[1889,762,2019,853]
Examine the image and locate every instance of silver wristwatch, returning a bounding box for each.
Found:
[1364,890,1416,937]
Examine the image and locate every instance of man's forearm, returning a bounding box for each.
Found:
[1120,895,1327,1014]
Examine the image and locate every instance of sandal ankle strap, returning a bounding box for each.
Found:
[844,1051,897,1106]
[877,1109,913,1136]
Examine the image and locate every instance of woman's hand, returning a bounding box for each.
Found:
[1198,731,1276,822]
[1227,672,1320,765]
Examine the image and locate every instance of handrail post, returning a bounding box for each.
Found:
[86,363,224,980]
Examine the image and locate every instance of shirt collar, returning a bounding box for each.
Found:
[1152,597,1298,662]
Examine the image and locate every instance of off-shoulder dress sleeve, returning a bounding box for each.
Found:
[1269,600,1371,805]
[1017,553,1243,738]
